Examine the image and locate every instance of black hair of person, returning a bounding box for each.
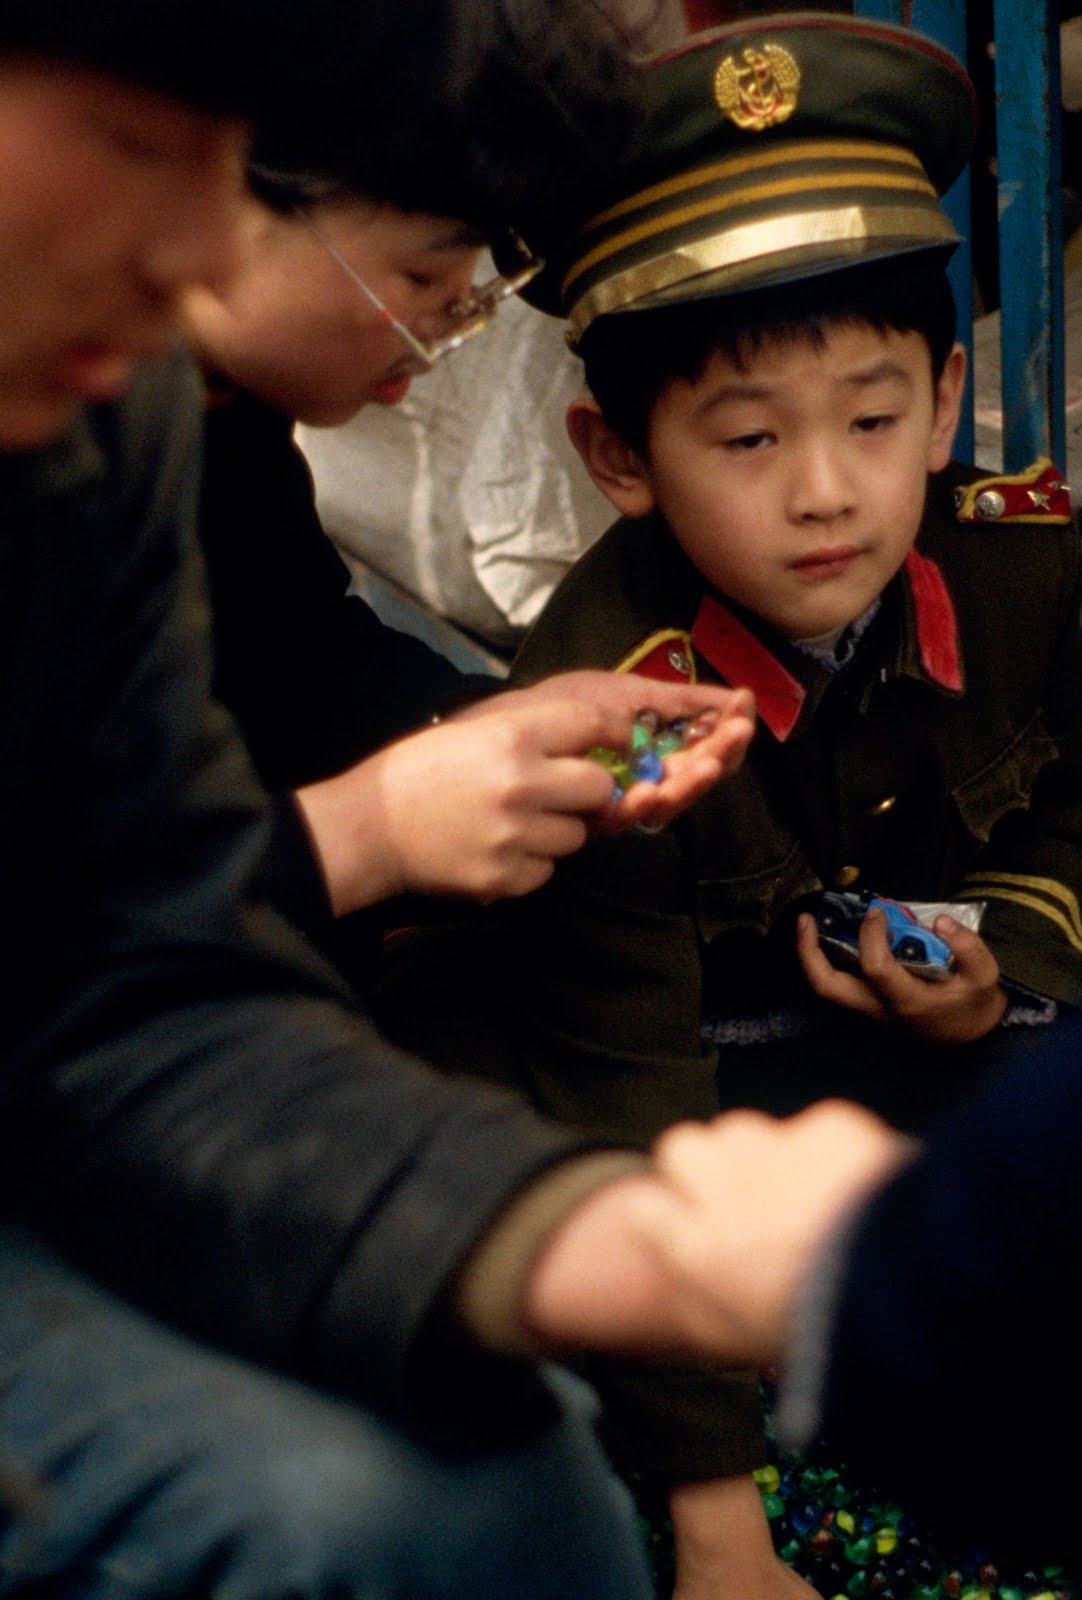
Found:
[250,0,649,230]
[578,253,959,457]
[0,0,644,228]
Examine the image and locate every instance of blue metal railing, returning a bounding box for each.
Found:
[993,0,1065,468]
[856,0,1066,470]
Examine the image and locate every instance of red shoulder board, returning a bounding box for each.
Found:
[614,628,696,682]
[954,456,1073,524]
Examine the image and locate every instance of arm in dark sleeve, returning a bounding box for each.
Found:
[0,359,610,1437]
[958,519,1082,1005]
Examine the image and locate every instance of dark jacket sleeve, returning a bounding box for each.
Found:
[810,1010,1082,1562]
[0,357,608,1438]
[952,513,1082,1005]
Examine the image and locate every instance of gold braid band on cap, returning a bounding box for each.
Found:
[565,202,958,343]
[560,138,957,345]
[566,163,937,293]
[578,139,930,234]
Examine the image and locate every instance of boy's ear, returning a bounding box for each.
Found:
[926,341,968,472]
[566,396,657,519]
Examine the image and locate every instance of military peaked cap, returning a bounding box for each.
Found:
[515,11,977,346]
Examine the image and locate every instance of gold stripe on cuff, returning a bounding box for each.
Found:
[963,871,1082,945]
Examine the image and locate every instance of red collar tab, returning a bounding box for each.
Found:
[953,457,1073,523]
[690,594,805,740]
[905,547,963,691]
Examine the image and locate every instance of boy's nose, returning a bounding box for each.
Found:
[788,440,856,523]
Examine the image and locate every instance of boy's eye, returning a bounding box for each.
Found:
[853,413,896,434]
[723,431,773,453]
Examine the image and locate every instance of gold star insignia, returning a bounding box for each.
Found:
[1027,489,1051,509]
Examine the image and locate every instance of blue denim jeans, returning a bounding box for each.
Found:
[0,1226,652,1598]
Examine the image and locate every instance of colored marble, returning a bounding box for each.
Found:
[633,748,665,783]
[844,1536,876,1567]
[588,708,694,794]
[790,1500,823,1535]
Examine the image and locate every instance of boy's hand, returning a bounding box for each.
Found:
[796,908,1007,1043]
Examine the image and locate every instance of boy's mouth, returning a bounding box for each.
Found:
[789,544,860,580]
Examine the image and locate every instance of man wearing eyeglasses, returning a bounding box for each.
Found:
[185,158,755,957]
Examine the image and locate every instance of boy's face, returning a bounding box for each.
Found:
[184,199,484,424]
[0,60,246,450]
[588,320,964,642]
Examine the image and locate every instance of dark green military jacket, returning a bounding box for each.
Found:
[373,457,1082,1480]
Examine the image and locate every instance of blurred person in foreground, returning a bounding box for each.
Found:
[0,2,769,1595]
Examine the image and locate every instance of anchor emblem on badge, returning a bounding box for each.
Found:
[714,43,801,131]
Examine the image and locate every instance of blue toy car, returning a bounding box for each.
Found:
[814,890,957,981]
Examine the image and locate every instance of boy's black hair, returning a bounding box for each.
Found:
[579,252,958,456]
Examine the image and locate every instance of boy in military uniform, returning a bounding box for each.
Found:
[372,15,1082,1598]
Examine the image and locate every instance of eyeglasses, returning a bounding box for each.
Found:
[299,213,543,374]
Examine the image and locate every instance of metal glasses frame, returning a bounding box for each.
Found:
[300,212,543,373]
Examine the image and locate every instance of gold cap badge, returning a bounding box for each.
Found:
[714,43,800,131]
